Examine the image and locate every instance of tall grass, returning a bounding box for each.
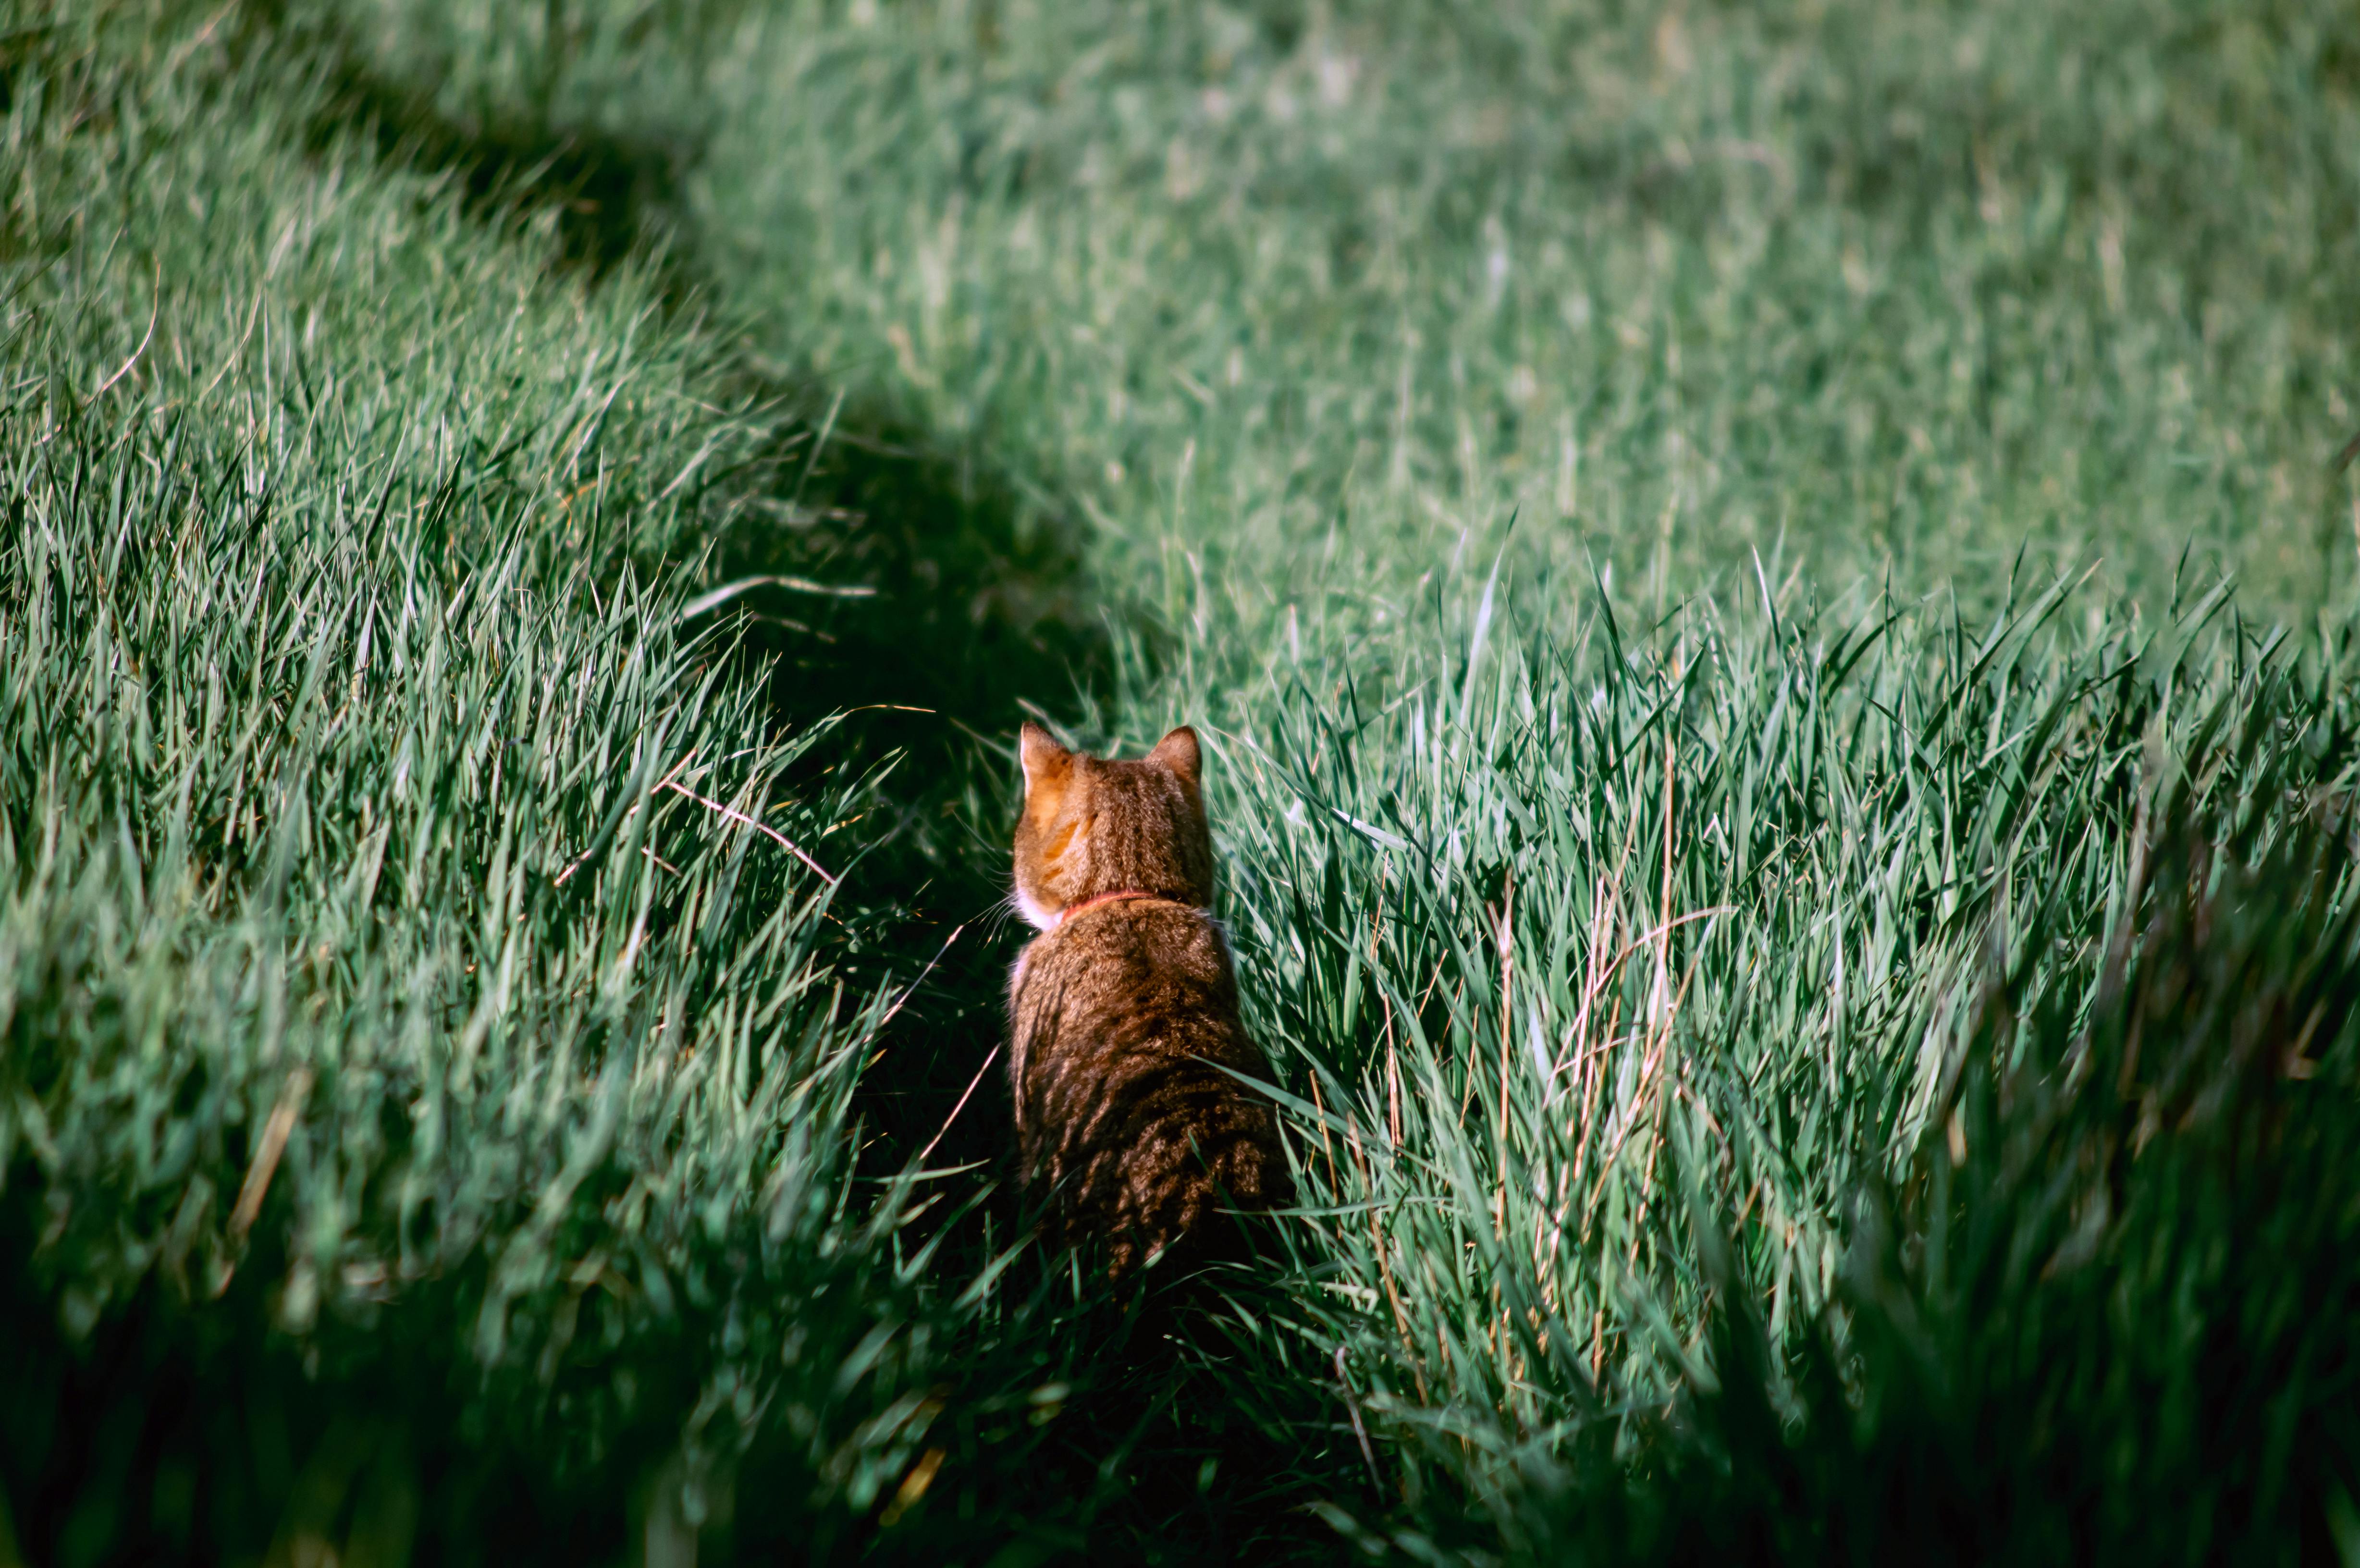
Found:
[5,0,2360,1563]
[1146,569,2360,1559]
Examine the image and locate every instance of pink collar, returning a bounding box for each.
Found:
[1055,889,1173,928]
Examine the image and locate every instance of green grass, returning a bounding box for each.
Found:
[0,11,1084,1561]
[332,0,2360,614]
[4,0,2360,1563]
[1175,577,2360,1560]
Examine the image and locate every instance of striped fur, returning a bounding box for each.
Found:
[1006,723,1291,1276]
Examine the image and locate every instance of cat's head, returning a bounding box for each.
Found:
[1012,723,1214,930]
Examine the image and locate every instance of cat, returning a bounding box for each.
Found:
[1005,722,1293,1277]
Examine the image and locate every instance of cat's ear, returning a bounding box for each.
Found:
[1146,726,1201,788]
[1020,722,1073,798]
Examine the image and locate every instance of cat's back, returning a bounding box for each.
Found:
[1013,907,1291,1272]
[1013,897,1243,1053]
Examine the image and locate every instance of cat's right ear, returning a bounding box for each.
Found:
[1145,726,1202,795]
[1019,722,1073,799]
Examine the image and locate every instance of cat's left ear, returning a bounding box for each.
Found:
[1020,722,1074,797]
[1146,726,1201,789]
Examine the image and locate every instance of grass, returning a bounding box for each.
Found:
[2,0,2359,1563]
[1178,576,2360,1560]
[335,0,2360,614]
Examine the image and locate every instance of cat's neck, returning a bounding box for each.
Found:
[1055,888,1190,928]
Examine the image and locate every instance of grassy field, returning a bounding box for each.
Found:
[4,1,2360,1563]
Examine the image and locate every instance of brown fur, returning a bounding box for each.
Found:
[1006,722,1292,1276]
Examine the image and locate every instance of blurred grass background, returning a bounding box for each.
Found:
[3,0,2359,1563]
[318,0,2360,613]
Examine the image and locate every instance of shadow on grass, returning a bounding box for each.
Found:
[13,12,1345,1566]
[248,0,1110,744]
[710,397,1113,1180]
[4,13,1363,1566]
[249,0,1115,1163]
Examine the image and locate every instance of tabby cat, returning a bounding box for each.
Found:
[1005,722,1292,1276]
